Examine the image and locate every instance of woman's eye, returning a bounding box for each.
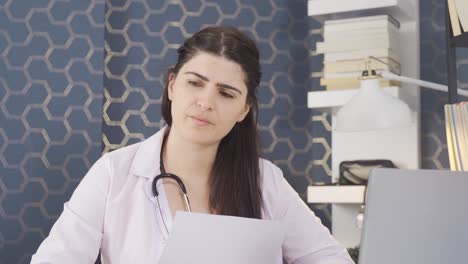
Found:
[188,80,201,86]
[220,91,234,98]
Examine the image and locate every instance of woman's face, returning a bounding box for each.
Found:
[167,52,251,146]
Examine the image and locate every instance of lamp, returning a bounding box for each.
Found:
[335,57,468,132]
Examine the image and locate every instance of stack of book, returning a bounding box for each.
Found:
[316,15,402,90]
[448,0,468,36]
[445,102,468,171]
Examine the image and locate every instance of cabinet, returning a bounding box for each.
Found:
[445,1,468,103]
[306,0,420,248]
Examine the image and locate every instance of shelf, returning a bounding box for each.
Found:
[450,32,468,47]
[307,185,366,204]
[306,0,420,248]
[307,0,415,22]
[307,86,399,112]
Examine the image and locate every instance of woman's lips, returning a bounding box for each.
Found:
[191,116,211,125]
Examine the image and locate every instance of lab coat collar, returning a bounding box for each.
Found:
[129,125,168,179]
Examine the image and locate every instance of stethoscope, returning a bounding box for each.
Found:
[151,137,192,235]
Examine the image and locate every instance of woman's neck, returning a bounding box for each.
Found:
[161,128,219,188]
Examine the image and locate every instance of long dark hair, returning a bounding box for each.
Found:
[161,26,262,219]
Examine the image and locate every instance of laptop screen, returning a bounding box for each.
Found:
[359,168,468,264]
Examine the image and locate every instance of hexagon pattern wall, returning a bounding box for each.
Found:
[0,0,105,263]
[1,0,467,263]
[420,0,468,169]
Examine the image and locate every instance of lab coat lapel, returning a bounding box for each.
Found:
[129,126,166,205]
[129,126,174,237]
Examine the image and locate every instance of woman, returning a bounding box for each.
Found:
[32,26,353,264]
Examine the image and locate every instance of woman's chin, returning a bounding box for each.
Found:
[181,128,220,146]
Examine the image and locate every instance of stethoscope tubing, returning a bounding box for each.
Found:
[152,171,192,236]
[153,133,193,235]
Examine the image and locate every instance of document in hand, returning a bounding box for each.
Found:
[159,211,285,264]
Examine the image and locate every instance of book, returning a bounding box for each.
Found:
[454,104,467,170]
[455,0,468,32]
[324,14,399,26]
[444,103,468,171]
[324,26,400,43]
[323,71,401,79]
[456,102,468,169]
[324,27,400,43]
[445,104,457,170]
[316,35,399,53]
[320,78,399,90]
[323,57,401,74]
[307,185,366,204]
[451,105,463,170]
[324,14,400,32]
[323,48,400,62]
[462,103,468,169]
[448,0,462,36]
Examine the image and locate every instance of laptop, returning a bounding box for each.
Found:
[359,168,468,264]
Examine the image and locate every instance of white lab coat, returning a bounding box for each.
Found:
[31,126,354,264]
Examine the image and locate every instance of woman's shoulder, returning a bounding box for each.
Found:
[258,158,298,219]
[102,127,165,177]
[104,141,142,169]
[85,142,142,189]
[258,158,284,185]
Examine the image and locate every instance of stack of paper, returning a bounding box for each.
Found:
[445,102,468,171]
[158,211,285,264]
[316,15,401,90]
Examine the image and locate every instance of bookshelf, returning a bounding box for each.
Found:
[450,33,468,47]
[445,1,468,103]
[307,185,366,204]
[307,0,415,22]
[306,0,420,248]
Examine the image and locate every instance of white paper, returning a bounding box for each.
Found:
[159,211,285,264]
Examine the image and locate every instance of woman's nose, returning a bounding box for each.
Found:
[196,89,216,111]
[196,100,214,111]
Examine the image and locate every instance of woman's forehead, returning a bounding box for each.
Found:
[179,52,247,88]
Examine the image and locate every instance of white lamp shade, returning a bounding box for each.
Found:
[335,78,413,132]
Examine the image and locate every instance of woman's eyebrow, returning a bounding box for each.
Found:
[184,71,209,81]
[184,71,243,95]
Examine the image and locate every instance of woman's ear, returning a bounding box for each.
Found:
[237,103,251,122]
[167,72,176,101]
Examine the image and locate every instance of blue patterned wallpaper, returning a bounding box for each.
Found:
[0,0,105,263]
[1,0,466,263]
